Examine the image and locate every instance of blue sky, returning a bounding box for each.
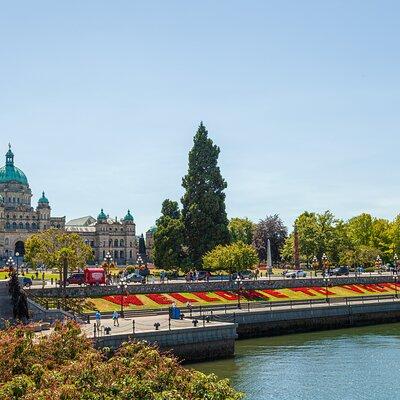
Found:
[1,1,399,234]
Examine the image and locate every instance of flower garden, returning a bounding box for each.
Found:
[87,282,400,312]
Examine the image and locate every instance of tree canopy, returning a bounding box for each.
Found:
[25,228,93,273]
[181,122,230,267]
[203,241,259,274]
[229,217,254,245]
[252,215,287,263]
[0,322,242,400]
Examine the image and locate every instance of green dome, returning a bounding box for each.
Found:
[124,209,134,222]
[38,191,49,204]
[148,225,157,234]
[97,209,107,221]
[0,145,28,186]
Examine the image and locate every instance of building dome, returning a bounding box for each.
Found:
[97,208,107,221]
[124,209,134,222]
[148,225,157,234]
[38,191,49,204]
[0,145,28,186]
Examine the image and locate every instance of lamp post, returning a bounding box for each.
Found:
[312,256,319,278]
[375,256,382,274]
[137,255,143,268]
[15,252,19,275]
[323,276,331,303]
[236,276,243,309]
[393,275,398,299]
[394,253,399,275]
[6,256,15,274]
[103,251,113,275]
[322,253,329,277]
[117,281,128,317]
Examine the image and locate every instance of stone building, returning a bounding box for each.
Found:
[145,226,156,262]
[0,145,138,265]
[65,209,138,265]
[0,145,65,261]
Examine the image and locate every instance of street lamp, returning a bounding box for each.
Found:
[394,254,399,275]
[322,253,329,276]
[6,256,15,274]
[323,276,331,303]
[15,252,19,275]
[393,275,398,299]
[137,255,143,268]
[103,251,113,275]
[312,256,319,278]
[375,256,382,274]
[117,281,128,317]
[235,276,243,309]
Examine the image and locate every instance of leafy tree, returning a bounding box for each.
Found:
[346,213,374,247]
[153,199,185,270]
[203,241,259,274]
[181,122,230,266]
[25,228,93,284]
[229,217,254,244]
[0,322,242,400]
[252,215,287,263]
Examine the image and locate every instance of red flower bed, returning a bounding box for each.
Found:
[169,293,198,303]
[215,291,238,301]
[291,287,317,296]
[104,295,143,306]
[311,286,336,296]
[193,292,220,302]
[146,293,173,305]
[360,284,387,293]
[261,289,289,299]
[241,290,268,301]
[342,285,365,294]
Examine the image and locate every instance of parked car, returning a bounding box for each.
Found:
[66,272,85,286]
[197,271,212,281]
[18,276,32,287]
[232,270,254,280]
[285,270,307,279]
[122,273,145,284]
[330,266,349,276]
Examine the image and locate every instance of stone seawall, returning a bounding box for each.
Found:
[93,323,237,363]
[218,301,400,338]
[29,275,393,298]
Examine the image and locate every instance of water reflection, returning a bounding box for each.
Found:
[190,324,400,400]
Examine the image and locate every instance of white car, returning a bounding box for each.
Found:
[285,270,307,279]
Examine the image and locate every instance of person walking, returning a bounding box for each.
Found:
[112,310,119,327]
[95,310,101,330]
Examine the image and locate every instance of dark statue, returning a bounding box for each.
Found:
[8,272,30,321]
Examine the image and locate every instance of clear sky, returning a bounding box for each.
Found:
[1,1,399,234]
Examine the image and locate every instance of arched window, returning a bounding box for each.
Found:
[120,250,124,258]
[120,239,124,246]
[102,250,105,259]
[5,238,9,245]
[114,250,118,259]
[5,222,10,229]
[109,239,112,246]
[25,222,30,230]
[31,222,36,230]
[129,250,132,258]
[114,239,118,247]
[12,222,17,229]
[19,222,23,229]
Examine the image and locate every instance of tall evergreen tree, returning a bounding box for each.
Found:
[181,122,230,267]
[153,199,185,270]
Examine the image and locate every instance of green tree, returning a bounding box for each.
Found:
[138,234,147,256]
[229,217,254,244]
[203,241,259,274]
[25,228,92,283]
[153,199,185,270]
[252,215,287,263]
[0,322,242,400]
[346,213,374,247]
[181,122,230,267]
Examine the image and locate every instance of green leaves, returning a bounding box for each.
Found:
[203,241,259,274]
[181,123,230,267]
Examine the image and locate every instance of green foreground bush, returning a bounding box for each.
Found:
[0,322,242,400]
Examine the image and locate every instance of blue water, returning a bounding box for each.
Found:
[191,324,400,400]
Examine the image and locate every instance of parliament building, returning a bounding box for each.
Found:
[0,145,140,265]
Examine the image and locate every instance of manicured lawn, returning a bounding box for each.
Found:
[0,271,60,280]
[84,283,400,312]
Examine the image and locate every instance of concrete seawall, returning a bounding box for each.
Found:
[29,275,395,298]
[213,300,400,338]
[93,323,237,363]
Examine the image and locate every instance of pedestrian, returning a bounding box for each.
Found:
[112,310,119,327]
[95,310,101,330]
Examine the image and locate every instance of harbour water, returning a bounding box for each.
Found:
[191,324,400,400]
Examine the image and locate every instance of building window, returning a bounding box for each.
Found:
[120,239,124,246]
[114,250,118,259]
[120,250,124,258]
[103,250,105,259]
[114,239,118,247]
[5,238,9,245]
[12,222,17,229]
[32,223,36,229]
[5,222,10,229]
[129,250,132,258]
[25,223,30,230]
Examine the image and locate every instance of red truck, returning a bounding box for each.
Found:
[84,268,106,285]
